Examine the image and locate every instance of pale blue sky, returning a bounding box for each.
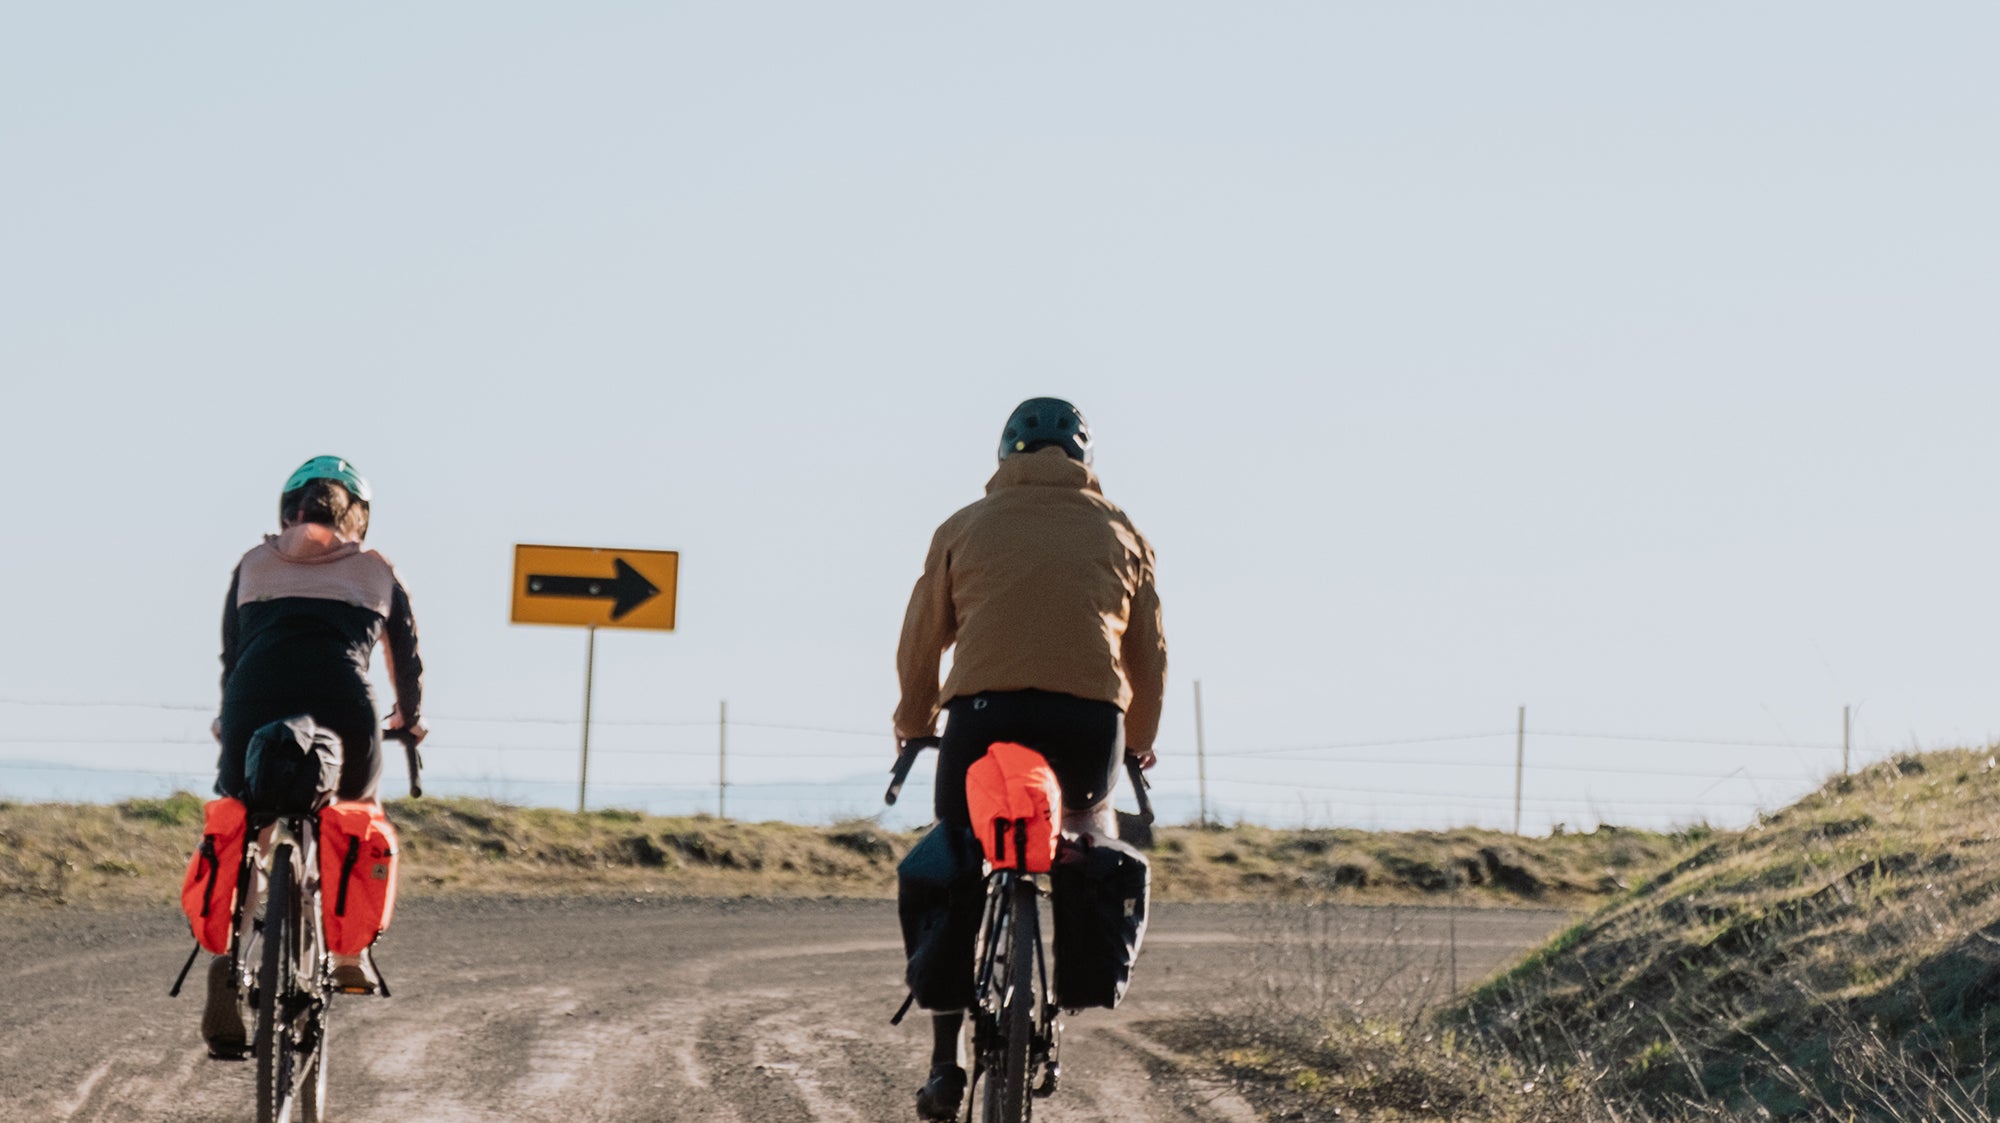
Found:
[4,5,1996,830]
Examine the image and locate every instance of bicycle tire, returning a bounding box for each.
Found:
[298,842,329,1123]
[255,843,296,1123]
[300,1016,328,1123]
[987,877,1037,1123]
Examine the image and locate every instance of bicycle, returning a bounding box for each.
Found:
[176,726,422,1123]
[887,738,1153,1123]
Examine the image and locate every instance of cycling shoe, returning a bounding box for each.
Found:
[915,1062,966,1121]
[331,962,378,995]
[201,956,247,1058]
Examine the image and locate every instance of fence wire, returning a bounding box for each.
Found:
[0,696,1882,831]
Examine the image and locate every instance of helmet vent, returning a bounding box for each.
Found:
[996,398,1091,465]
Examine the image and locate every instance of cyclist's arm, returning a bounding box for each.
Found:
[381,576,426,740]
[893,528,956,742]
[1120,557,1167,762]
[218,565,242,697]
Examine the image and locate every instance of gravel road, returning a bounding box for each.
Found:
[0,895,1568,1122]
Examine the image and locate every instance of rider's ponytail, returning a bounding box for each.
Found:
[280,478,371,541]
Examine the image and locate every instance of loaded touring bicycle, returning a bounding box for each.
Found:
[889,737,1155,1123]
[171,715,421,1123]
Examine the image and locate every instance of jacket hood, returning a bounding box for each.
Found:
[267,522,364,564]
[985,446,1102,495]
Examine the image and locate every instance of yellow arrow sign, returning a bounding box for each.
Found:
[510,544,678,631]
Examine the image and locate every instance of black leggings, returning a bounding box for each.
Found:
[933,689,1124,829]
[217,687,382,803]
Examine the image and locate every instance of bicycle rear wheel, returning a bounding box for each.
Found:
[982,877,1038,1123]
[255,844,297,1123]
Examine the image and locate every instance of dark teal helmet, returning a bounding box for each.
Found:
[282,456,372,503]
[998,397,1092,465]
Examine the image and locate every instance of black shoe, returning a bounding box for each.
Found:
[201,956,247,1059]
[916,1062,966,1121]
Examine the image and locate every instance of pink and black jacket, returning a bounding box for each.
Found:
[216,523,423,802]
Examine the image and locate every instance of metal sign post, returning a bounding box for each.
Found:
[1513,705,1526,835]
[579,625,597,813]
[1194,680,1209,827]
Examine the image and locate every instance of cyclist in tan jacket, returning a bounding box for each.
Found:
[894,397,1167,1119]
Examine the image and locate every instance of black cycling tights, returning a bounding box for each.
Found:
[933,689,1124,829]
[927,689,1125,1069]
[217,689,383,803]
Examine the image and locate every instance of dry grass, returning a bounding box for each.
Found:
[1179,746,2000,1121]
[1150,821,1679,907]
[1460,747,2000,1119]
[1150,902,1625,1122]
[0,793,1675,913]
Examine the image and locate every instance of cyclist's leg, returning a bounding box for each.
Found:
[1053,735,1121,841]
[923,723,977,1092]
[313,691,381,804]
[915,697,1022,1119]
[310,696,384,992]
[217,696,296,799]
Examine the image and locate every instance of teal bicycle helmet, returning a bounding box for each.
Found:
[998,397,1092,465]
[282,456,372,503]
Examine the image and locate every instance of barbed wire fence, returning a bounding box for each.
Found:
[0,694,1893,835]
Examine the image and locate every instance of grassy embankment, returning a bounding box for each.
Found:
[0,791,1678,909]
[1185,747,2000,1122]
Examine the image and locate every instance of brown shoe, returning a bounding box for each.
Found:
[331,962,377,995]
[201,956,247,1058]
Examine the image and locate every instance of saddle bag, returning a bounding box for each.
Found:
[1051,835,1150,1010]
[244,715,343,816]
[319,801,399,955]
[897,823,985,1011]
[965,742,1061,873]
[180,797,249,954]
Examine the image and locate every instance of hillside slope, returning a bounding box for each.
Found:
[1460,747,2000,1119]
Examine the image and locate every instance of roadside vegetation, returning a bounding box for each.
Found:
[1182,746,2000,1121]
[0,791,1673,909]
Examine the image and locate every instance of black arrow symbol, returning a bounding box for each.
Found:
[525,558,661,621]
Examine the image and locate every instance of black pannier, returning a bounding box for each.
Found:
[1051,835,1150,1010]
[897,823,985,1011]
[243,715,343,816]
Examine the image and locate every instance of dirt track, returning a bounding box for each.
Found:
[0,896,1567,1122]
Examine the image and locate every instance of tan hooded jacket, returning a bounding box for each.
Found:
[894,447,1168,752]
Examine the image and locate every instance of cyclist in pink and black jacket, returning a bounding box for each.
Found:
[214,456,426,805]
[201,456,427,1049]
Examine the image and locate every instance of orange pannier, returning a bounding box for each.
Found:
[180,797,249,954]
[319,801,399,955]
[965,742,1061,873]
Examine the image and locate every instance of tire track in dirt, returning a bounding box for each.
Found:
[1,897,1570,1121]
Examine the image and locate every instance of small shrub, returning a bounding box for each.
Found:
[117,791,203,827]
